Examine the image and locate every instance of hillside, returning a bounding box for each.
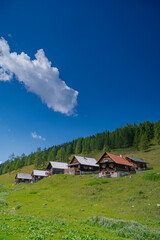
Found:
[1,120,159,176]
[0,145,160,239]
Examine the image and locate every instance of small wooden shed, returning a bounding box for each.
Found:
[68,156,99,175]
[32,170,49,181]
[125,156,148,170]
[97,152,134,178]
[46,161,68,174]
[15,173,32,184]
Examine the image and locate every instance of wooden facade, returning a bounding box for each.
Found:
[125,156,148,170]
[98,152,134,178]
[32,170,49,181]
[64,168,75,175]
[68,156,99,175]
[46,161,68,174]
[15,173,32,184]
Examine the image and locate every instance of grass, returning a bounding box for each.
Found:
[86,216,160,240]
[0,164,34,184]
[0,213,159,240]
[0,144,160,239]
[142,172,160,181]
[2,172,159,226]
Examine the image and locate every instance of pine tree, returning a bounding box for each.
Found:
[154,120,160,144]
[140,133,149,150]
[144,120,154,141]
[90,137,95,151]
[75,138,83,154]
[134,130,140,150]
[15,159,21,170]
[56,147,65,162]
[48,147,57,162]
[103,145,111,152]
[34,147,41,168]
[41,149,47,167]
[66,144,73,155]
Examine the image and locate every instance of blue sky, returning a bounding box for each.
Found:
[0,0,160,162]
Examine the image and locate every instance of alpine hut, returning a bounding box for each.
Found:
[15,173,32,184]
[32,170,49,181]
[97,152,134,178]
[67,156,99,175]
[125,156,148,171]
[46,161,68,174]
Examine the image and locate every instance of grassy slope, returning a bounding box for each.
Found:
[0,164,34,184]
[0,145,160,239]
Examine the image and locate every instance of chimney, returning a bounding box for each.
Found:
[120,154,122,158]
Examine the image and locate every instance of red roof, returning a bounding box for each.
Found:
[106,152,133,167]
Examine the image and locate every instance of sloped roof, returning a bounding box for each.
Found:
[98,152,133,167]
[73,156,99,167]
[48,161,68,169]
[33,170,49,177]
[16,173,32,180]
[126,156,148,164]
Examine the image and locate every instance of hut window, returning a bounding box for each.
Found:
[83,166,89,170]
[109,163,114,168]
[102,163,107,168]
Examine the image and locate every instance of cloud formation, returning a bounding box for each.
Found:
[0,38,78,115]
[31,132,46,141]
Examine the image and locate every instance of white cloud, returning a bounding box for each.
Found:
[31,132,46,141]
[0,38,78,115]
[0,161,2,164]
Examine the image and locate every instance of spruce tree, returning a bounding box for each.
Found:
[134,130,140,150]
[75,138,83,154]
[154,120,160,144]
[140,133,149,150]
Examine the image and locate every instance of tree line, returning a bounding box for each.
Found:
[0,120,160,175]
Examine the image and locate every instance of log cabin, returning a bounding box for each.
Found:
[32,170,49,181]
[97,152,134,178]
[46,161,68,174]
[125,156,148,171]
[68,155,99,175]
[15,173,32,184]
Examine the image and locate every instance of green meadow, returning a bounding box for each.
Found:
[0,145,160,239]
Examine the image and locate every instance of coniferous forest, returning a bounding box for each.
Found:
[0,120,160,175]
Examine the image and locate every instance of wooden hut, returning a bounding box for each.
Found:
[32,170,49,181]
[125,156,148,171]
[15,173,32,184]
[46,161,68,174]
[97,152,134,178]
[68,156,99,175]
